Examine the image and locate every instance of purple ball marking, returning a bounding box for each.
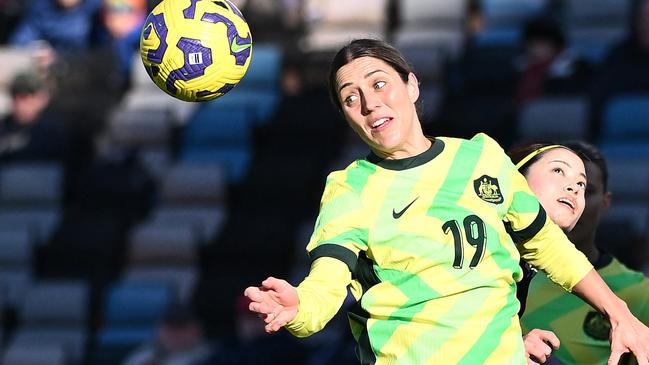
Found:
[166,37,213,95]
[216,83,235,94]
[201,12,251,66]
[183,0,200,19]
[195,82,236,99]
[142,24,152,39]
[224,0,245,21]
[196,90,218,98]
[143,13,169,64]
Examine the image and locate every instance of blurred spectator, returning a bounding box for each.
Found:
[202,295,310,365]
[99,0,147,89]
[239,0,303,44]
[589,0,649,137]
[9,0,104,51]
[0,71,70,164]
[122,304,215,365]
[514,17,593,106]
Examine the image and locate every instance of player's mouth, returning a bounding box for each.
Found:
[557,197,577,213]
[369,116,393,131]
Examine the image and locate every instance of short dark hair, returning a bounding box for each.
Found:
[327,38,414,113]
[508,141,588,179]
[507,142,558,176]
[561,141,609,191]
[9,72,46,96]
[522,17,566,49]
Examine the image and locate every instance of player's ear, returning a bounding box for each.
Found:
[407,72,419,103]
[602,191,612,212]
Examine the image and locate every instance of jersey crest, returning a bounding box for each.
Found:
[474,175,503,204]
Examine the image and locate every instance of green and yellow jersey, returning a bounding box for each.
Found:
[287,134,593,365]
[521,255,649,365]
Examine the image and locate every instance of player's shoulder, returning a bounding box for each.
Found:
[470,133,506,152]
[324,159,370,190]
[437,133,506,159]
[438,133,504,150]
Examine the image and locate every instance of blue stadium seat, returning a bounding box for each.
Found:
[182,104,253,148]
[122,267,199,305]
[94,327,155,348]
[237,43,283,91]
[210,88,281,125]
[103,282,172,327]
[472,28,522,47]
[600,142,649,160]
[148,205,227,243]
[481,0,548,28]
[601,94,649,143]
[92,281,173,364]
[160,162,227,205]
[179,147,252,184]
[601,202,649,238]
[8,280,90,363]
[517,96,589,141]
[563,0,629,27]
[606,157,649,201]
[567,26,626,65]
[2,343,66,365]
[0,162,64,208]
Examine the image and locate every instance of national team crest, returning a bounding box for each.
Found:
[474,175,503,204]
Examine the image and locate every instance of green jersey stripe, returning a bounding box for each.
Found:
[458,285,520,364]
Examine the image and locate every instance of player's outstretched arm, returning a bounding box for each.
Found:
[244,277,299,334]
[572,269,649,365]
[524,329,560,365]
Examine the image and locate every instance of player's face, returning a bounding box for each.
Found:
[567,161,611,244]
[525,148,587,231]
[335,57,421,159]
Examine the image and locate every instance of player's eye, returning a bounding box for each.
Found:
[374,81,386,90]
[552,167,564,175]
[577,181,587,189]
[343,94,358,106]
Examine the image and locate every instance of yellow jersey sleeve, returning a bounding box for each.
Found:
[286,257,351,337]
[519,216,593,291]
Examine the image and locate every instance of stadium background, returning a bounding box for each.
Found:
[0,0,648,364]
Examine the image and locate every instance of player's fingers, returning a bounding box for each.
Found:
[608,350,622,365]
[526,357,540,365]
[262,276,286,291]
[243,286,263,302]
[541,330,560,349]
[249,301,275,315]
[529,343,552,364]
[272,308,296,328]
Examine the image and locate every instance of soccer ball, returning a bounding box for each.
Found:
[140,0,252,102]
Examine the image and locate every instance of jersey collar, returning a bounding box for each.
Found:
[366,138,444,171]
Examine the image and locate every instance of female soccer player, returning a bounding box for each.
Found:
[244,39,649,364]
[508,142,589,364]
[515,141,649,365]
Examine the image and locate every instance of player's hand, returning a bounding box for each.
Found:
[607,304,649,365]
[244,277,299,334]
[524,328,560,365]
